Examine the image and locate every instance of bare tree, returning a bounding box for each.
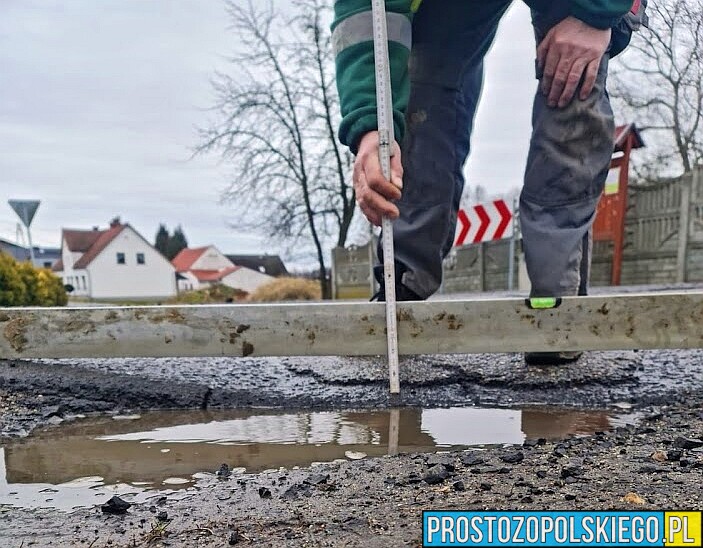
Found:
[610,0,703,179]
[197,0,354,298]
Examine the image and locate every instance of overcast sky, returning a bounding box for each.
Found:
[0,0,539,263]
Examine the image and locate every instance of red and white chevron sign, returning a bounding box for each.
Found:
[454,199,513,246]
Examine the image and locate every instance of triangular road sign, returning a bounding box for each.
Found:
[8,200,40,228]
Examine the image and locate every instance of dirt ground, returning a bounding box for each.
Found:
[1,349,702,546]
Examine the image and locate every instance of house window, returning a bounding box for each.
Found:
[82,275,86,289]
[116,252,126,265]
[43,261,52,268]
[136,253,145,265]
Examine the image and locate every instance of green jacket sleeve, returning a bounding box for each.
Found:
[570,0,634,29]
[332,0,413,153]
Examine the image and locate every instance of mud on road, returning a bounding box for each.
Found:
[1,349,702,546]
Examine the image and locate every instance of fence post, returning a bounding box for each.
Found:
[330,247,337,300]
[676,171,694,283]
[507,196,518,291]
[479,242,486,292]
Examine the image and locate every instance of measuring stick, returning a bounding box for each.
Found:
[370,0,400,394]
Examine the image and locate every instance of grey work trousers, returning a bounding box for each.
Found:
[377,0,617,299]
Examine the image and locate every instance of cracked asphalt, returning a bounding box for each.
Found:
[1,347,702,440]
[1,285,703,546]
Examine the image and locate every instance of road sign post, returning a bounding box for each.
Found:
[8,200,41,264]
[507,196,519,291]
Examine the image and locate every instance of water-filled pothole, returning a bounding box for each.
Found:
[0,406,632,511]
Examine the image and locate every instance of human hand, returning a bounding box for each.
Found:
[536,16,611,108]
[354,131,403,227]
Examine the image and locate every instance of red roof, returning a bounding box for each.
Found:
[171,247,209,272]
[74,224,126,269]
[63,229,103,252]
[614,124,645,152]
[55,224,127,270]
[190,267,239,282]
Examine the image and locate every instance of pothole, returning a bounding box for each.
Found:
[0,406,634,511]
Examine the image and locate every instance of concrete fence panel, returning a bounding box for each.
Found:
[331,168,703,295]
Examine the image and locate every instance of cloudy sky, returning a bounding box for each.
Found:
[0,0,540,263]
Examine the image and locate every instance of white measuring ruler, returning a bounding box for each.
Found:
[371,0,400,394]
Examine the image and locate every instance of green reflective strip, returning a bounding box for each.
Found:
[332,10,412,56]
[529,297,558,309]
[410,0,423,12]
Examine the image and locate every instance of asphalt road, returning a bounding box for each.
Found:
[1,285,702,546]
[1,345,703,438]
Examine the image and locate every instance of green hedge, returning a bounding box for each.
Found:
[0,252,67,307]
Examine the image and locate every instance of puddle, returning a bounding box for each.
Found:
[0,406,631,512]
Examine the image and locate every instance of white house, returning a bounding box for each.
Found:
[53,220,177,300]
[172,245,273,294]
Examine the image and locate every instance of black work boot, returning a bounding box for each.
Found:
[371,263,424,302]
[371,283,422,302]
[524,351,583,366]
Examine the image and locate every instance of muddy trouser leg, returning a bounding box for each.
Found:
[520,14,615,298]
[375,0,512,299]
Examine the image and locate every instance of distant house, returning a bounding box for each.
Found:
[0,238,30,262]
[53,220,176,300]
[0,238,61,270]
[225,254,288,277]
[173,246,274,294]
[32,247,62,270]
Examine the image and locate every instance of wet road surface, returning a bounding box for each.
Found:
[0,326,702,545]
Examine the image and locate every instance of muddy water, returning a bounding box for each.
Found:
[0,406,630,511]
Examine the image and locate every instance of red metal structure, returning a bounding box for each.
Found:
[592,123,645,285]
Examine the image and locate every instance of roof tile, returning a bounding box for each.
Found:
[73,224,126,269]
[190,266,239,282]
[171,247,209,272]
